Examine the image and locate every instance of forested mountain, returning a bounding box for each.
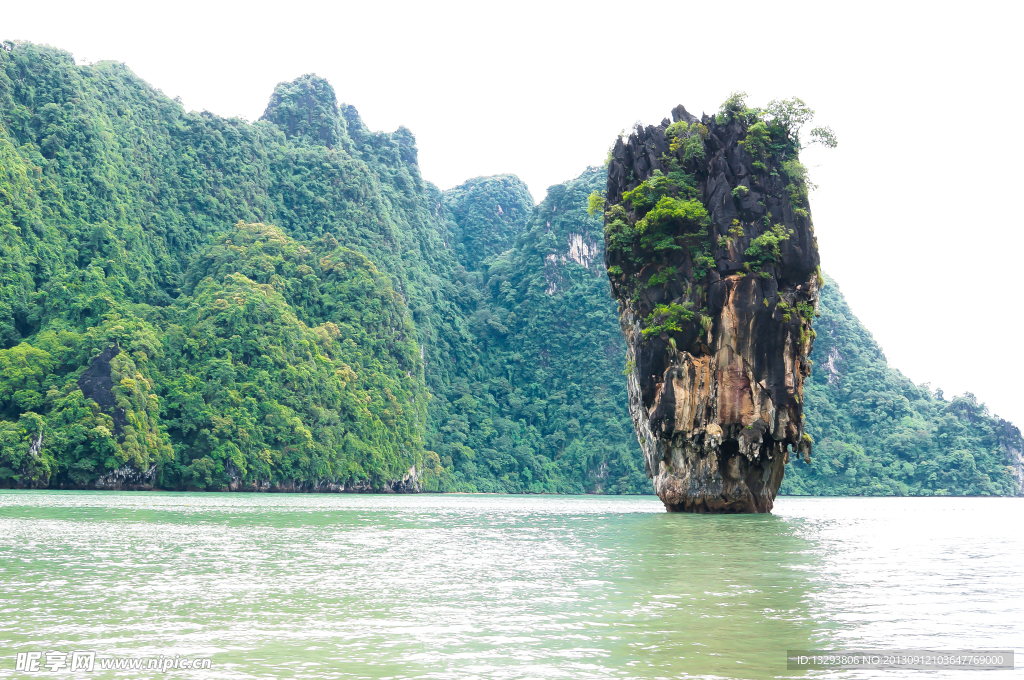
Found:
[783,276,1023,496]
[0,42,455,489]
[0,41,640,493]
[440,175,534,270]
[434,169,647,493]
[0,42,1019,495]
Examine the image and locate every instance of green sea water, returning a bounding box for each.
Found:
[0,493,1020,679]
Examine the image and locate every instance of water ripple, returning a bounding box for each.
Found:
[0,492,1020,679]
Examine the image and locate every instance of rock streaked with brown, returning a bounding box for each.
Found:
[606,105,819,513]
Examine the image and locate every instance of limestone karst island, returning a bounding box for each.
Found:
[604,103,821,512]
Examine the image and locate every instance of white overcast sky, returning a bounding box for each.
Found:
[6,0,1024,425]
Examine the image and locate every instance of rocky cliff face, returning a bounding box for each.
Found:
[604,103,820,512]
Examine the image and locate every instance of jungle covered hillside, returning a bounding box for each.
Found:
[784,276,1022,496]
[0,41,642,492]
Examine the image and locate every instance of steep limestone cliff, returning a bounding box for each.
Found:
[604,98,822,512]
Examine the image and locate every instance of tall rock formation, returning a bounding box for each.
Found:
[604,100,821,512]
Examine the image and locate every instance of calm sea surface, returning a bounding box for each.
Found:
[0,492,1020,679]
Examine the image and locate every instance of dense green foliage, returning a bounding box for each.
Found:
[0,42,1018,495]
[782,276,1022,496]
[434,168,648,493]
[440,174,534,270]
[0,42,452,489]
[0,42,644,493]
[158,223,426,489]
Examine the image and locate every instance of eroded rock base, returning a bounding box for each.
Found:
[653,447,786,513]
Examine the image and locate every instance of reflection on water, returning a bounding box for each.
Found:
[0,493,1020,679]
